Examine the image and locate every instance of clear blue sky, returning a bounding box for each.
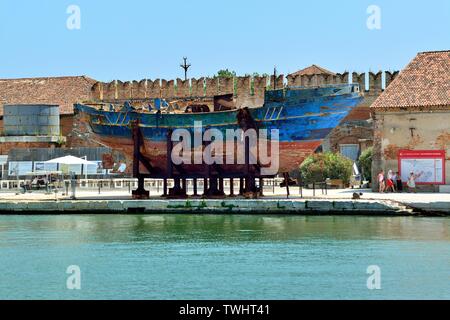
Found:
[0,0,448,81]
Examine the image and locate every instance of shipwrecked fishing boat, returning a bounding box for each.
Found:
[74,83,363,196]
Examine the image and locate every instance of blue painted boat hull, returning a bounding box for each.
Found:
[74,84,363,174]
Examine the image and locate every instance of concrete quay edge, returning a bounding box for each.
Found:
[0,198,419,215]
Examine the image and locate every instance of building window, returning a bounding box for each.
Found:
[339,144,359,161]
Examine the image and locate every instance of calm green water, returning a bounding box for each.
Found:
[0,214,449,300]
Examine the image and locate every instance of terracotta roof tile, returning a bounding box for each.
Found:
[0,76,96,116]
[289,64,336,77]
[371,50,450,110]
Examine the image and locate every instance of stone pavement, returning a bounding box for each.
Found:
[0,187,449,213]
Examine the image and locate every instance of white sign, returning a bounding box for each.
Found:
[8,162,33,176]
[34,162,58,172]
[400,158,443,184]
[0,156,8,165]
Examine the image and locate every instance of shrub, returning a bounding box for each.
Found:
[299,152,353,185]
[358,147,373,182]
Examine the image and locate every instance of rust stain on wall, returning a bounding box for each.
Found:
[406,134,424,148]
[435,131,450,150]
[384,144,401,160]
[383,134,425,160]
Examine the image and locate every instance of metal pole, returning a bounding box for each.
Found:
[203,178,208,196]
[193,178,198,196]
[15,170,20,194]
[273,66,277,90]
[163,179,168,197]
[283,173,290,199]
[83,156,88,181]
[180,57,191,81]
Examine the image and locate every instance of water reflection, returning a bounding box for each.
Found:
[0,215,449,300]
[0,215,448,246]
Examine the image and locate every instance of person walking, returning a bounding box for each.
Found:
[407,171,422,193]
[386,170,396,192]
[395,172,403,192]
[377,170,385,193]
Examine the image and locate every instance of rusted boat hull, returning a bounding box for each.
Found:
[74,84,363,175]
[79,132,323,175]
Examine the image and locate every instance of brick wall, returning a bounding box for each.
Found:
[91,76,285,108]
[0,141,55,155]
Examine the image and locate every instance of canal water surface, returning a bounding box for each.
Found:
[0,215,449,300]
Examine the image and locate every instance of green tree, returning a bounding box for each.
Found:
[358,147,373,182]
[216,69,236,78]
[299,152,353,185]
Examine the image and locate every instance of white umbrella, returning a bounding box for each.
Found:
[45,155,97,166]
[45,155,97,180]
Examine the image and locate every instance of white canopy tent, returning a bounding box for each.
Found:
[45,155,97,179]
[45,155,97,166]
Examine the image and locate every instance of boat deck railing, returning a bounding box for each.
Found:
[284,82,359,91]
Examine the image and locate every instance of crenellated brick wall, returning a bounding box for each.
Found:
[91,71,398,108]
[287,72,349,87]
[90,75,286,108]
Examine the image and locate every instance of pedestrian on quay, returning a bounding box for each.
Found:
[407,171,422,193]
[386,170,396,192]
[377,170,385,193]
[395,172,403,192]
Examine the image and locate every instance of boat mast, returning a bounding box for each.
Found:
[273,66,277,90]
[180,57,191,81]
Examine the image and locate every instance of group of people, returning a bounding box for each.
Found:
[22,175,58,192]
[377,170,421,193]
